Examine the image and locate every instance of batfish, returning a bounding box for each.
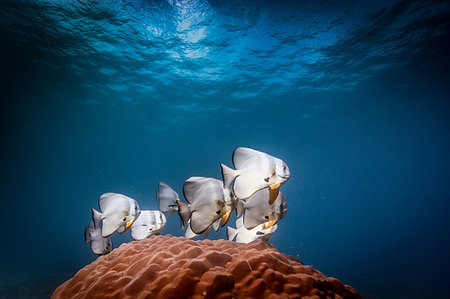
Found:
[130,210,167,240]
[221,147,290,205]
[84,220,113,255]
[227,216,278,244]
[177,177,236,235]
[92,192,141,238]
[236,188,287,230]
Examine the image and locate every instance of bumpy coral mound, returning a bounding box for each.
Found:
[52,235,360,299]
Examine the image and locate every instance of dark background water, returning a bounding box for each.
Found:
[1,0,449,298]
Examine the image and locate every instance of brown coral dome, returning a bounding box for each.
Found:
[52,235,361,298]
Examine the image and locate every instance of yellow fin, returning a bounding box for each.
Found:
[204,227,211,238]
[268,185,280,205]
[168,210,176,215]
[264,219,277,230]
[124,220,134,232]
[221,211,231,227]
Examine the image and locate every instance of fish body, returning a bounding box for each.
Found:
[221,147,290,204]
[131,210,167,240]
[84,220,113,255]
[236,188,287,230]
[92,192,141,238]
[177,177,236,235]
[227,216,278,244]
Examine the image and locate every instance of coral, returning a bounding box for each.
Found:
[52,235,361,299]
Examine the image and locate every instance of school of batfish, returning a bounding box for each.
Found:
[84,147,291,255]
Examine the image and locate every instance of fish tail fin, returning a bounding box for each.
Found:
[221,163,237,188]
[176,200,191,228]
[91,208,103,229]
[236,199,245,217]
[84,227,91,243]
[227,226,238,241]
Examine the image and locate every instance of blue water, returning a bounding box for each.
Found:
[1,0,449,298]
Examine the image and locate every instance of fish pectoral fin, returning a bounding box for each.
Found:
[268,185,280,205]
[124,220,134,232]
[269,183,281,190]
[264,220,277,230]
[221,211,232,227]
[204,227,211,238]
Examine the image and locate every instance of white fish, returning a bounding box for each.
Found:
[157,182,180,214]
[131,210,167,240]
[227,216,278,244]
[236,189,287,230]
[92,192,141,238]
[221,147,291,205]
[84,220,113,255]
[177,177,236,235]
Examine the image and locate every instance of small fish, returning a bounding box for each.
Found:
[131,210,167,240]
[84,220,113,255]
[227,216,278,244]
[92,192,141,238]
[177,177,236,235]
[221,147,291,205]
[236,188,287,230]
[157,182,180,215]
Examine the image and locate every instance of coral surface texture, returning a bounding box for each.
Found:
[52,235,361,298]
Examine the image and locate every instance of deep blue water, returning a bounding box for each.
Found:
[1,0,449,298]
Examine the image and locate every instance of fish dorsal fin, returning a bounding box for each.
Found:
[99,193,133,214]
[232,147,264,169]
[182,177,223,204]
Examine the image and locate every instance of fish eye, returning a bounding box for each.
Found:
[216,210,221,215]
[265,215,269,219]
[264,177,269,182]
[123,217,126,221]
